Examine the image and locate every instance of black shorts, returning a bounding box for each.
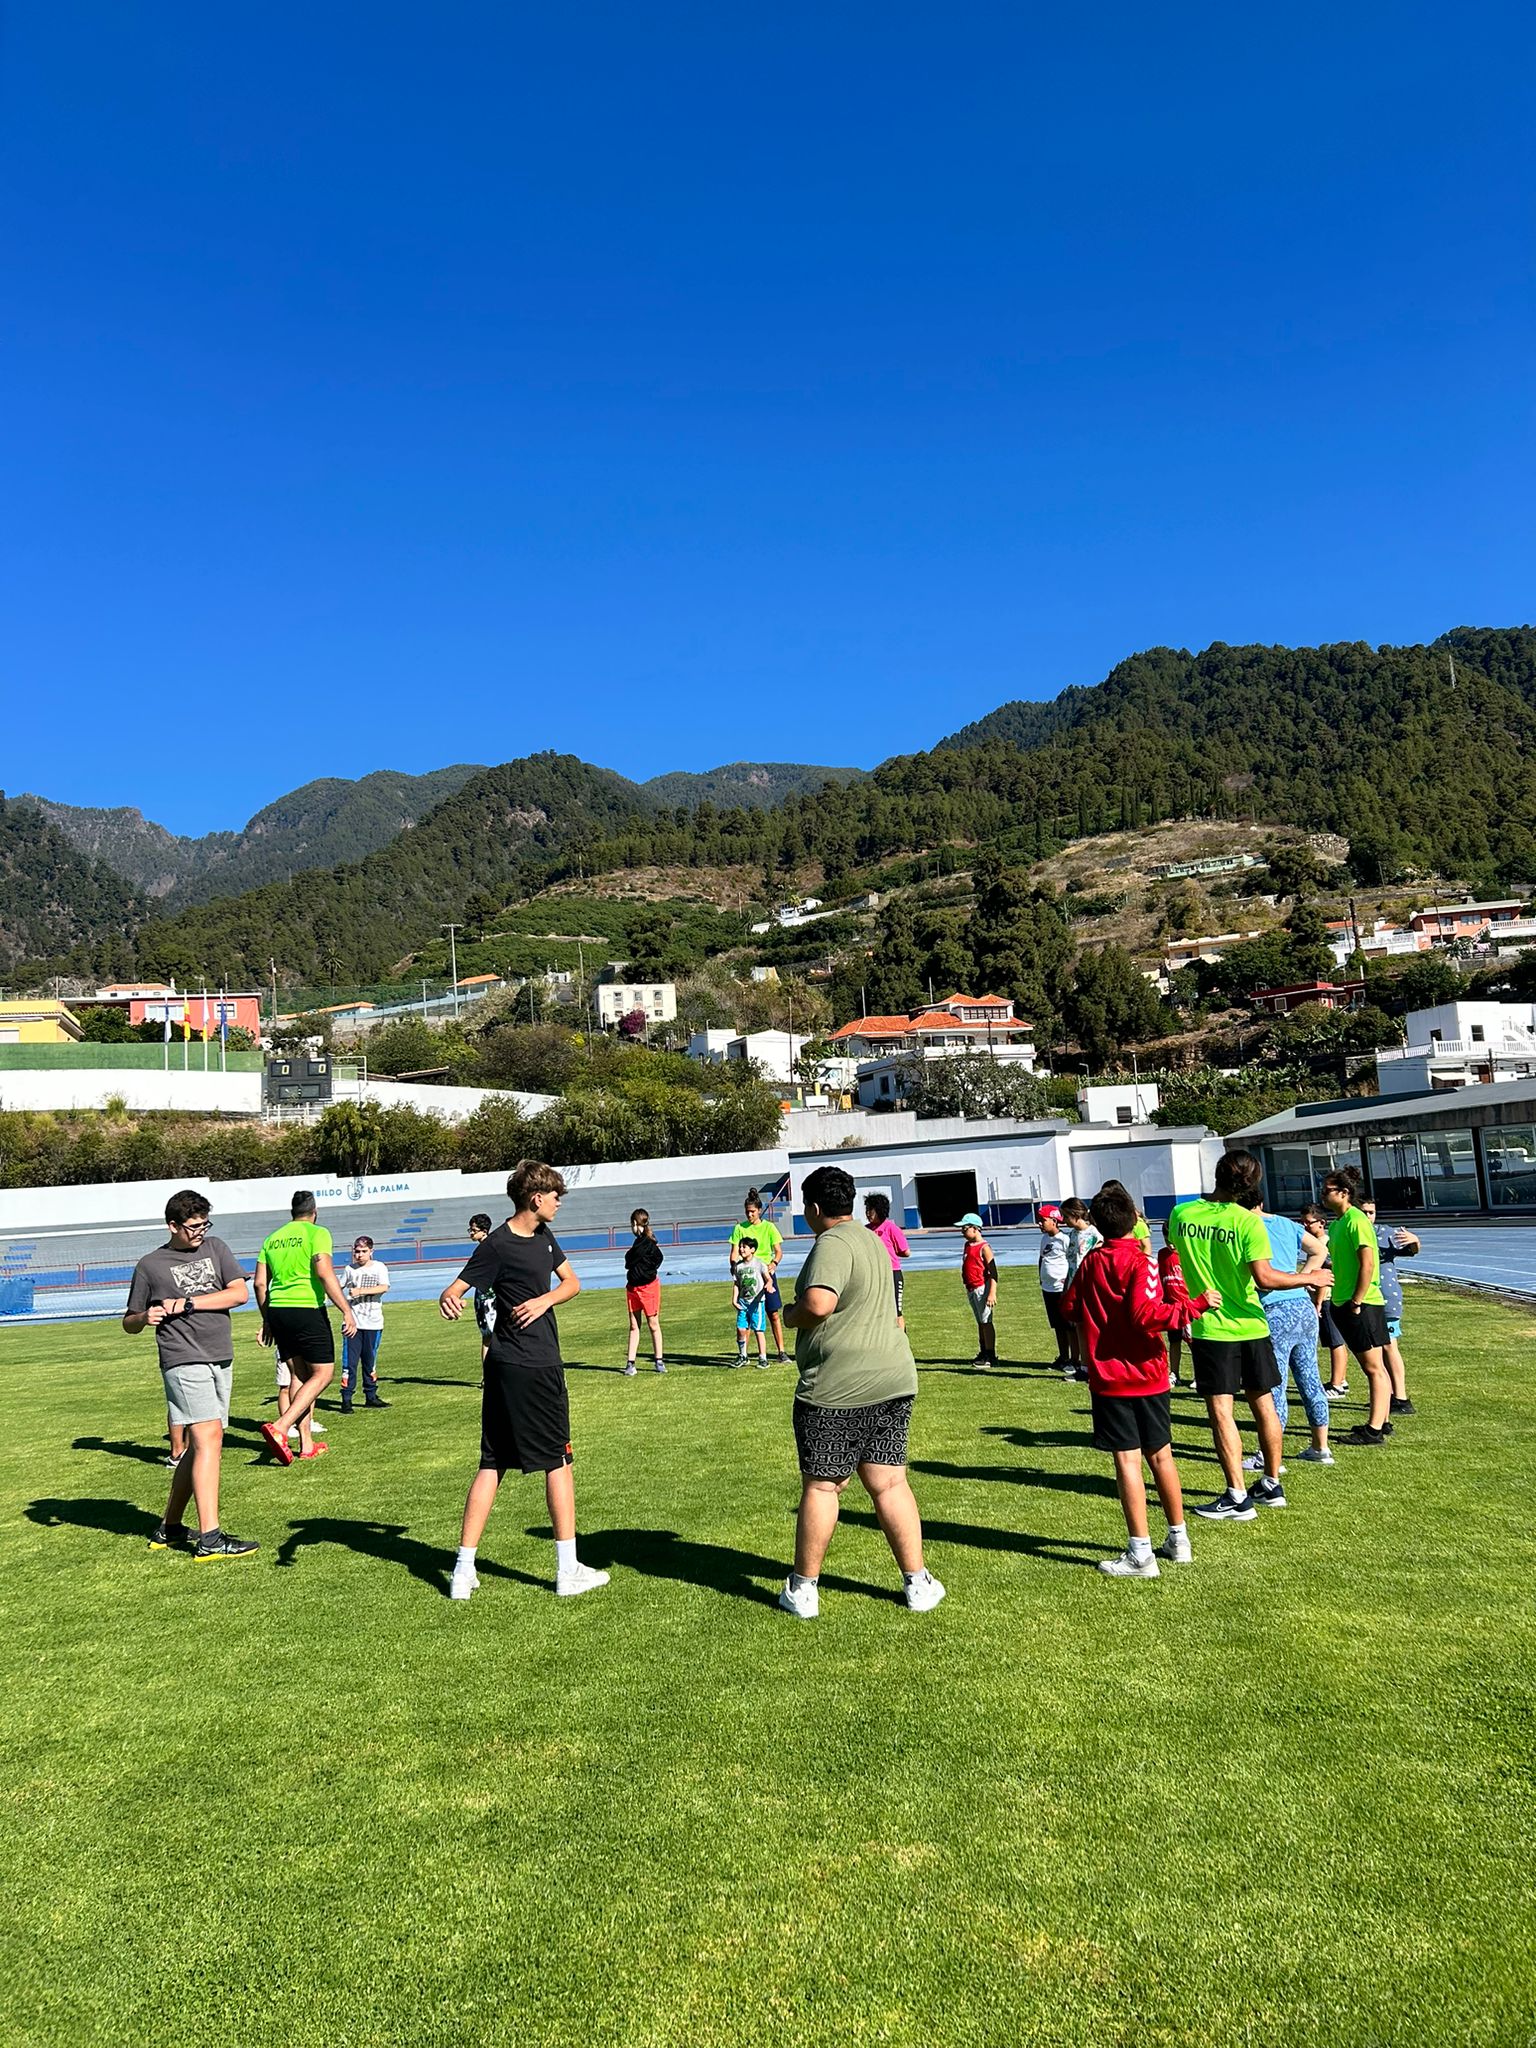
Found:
[1091,1389,1172,1455]
[1332,1301,1389,1356]
[1190,1335,1280,1399]
[265,1305,335,1367]
[793,1395,914,1481]
[480,1362,573,1474]
[1042,1291,1070,1336]
[1318,1298,1343,1350]
[892,1269,905,1316]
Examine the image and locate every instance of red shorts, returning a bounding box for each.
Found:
[626,1281,661,1318]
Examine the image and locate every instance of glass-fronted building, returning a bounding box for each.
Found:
[1233,1077,1536,1217]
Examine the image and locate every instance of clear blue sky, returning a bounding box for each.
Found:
[4,2,1532,833]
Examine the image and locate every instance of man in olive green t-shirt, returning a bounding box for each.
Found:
[776,1164,943,1622]
[253,1190,356,1464]
[729,1192,787,1363]
[1168,1149,1318,1519]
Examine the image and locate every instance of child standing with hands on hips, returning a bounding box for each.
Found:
[623,1208,666,1375]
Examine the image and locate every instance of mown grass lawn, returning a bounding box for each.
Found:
[3,1269,1532,2047]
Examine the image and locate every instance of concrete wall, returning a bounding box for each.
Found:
[0,1069,265,1115]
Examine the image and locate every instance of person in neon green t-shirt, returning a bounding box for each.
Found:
[1321,1166,1393,1445]
[254,1190,356,1462]
[728,1190,786,1362]
[1168,1149,1319,1517]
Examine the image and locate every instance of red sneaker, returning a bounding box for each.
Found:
[260,1421,295,1466]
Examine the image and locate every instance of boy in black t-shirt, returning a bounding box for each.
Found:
[439,1162,608,1602]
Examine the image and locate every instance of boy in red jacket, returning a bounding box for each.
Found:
[1062,1186,1220,1579]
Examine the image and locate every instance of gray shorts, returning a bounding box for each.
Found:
[967,1286,994,1327]
[162,1360,232,1428]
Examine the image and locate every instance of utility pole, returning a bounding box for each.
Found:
[421,978,429,1019]
[442,925,462,1019]
[270,958,278,1037]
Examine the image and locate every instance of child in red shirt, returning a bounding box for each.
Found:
[1062,1187,1219,1579]
[1157,1227,1190,1386]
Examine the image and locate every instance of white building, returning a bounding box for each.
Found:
[1078,1081,1161,1126]
[594,981,677,1029]
[787,1117,1222,1232]
[1327,920,1428,969]
[686,1027,810,1087]
[1377,1001,1536,1095]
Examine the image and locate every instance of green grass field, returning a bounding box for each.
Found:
[4,1270,1533,2048]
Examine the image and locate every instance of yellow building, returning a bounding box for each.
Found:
[0,1000,85,1044]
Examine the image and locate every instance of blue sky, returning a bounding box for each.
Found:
[3,2,1532,833]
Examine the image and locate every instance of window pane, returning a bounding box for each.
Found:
[1366,1135,1423,1210]
[1264,1145,1315,1214]
[1483,1125,1536,1208]
[1419,1128,1480,1209]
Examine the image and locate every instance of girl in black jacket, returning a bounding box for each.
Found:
[623,1209,666,1375]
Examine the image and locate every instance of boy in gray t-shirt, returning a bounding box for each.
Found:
[122,1190,258,1562]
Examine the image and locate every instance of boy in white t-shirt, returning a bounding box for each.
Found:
[340,1234,391,1412]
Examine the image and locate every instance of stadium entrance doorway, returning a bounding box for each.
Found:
[914,1170,979,1227]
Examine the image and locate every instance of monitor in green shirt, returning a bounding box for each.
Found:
[259,1219,333,1308]
[731,1218,782,1268]
[1166,1198,1271,1343]
[1327,1206,1384,1308]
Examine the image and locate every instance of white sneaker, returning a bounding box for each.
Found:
[312,1423,327,1435]
[1098,1548,1160,1578]
[1298,1446,1336,1465]
[1155,1529,1194,1565]
[448,1564,479,1601]
[777,1575,819,1620]
[1242,1452,1285,1474]
[904,1570,946,1613]
[555,1561,610,1598]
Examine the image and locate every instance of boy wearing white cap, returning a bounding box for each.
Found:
[959,1213,999,1369]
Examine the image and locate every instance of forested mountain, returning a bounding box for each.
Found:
[641,762,866,809]
[26,764,487,907]
[0,797,147,976]
[129,754,648,986]
[20,626,1536,990]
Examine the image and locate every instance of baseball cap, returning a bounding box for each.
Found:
[1037,1203,1061,1222]
[957,1212,984,1228]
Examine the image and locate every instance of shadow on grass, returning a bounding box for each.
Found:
[25,1496,156,1540]
[979,1423,1096,1453]
[567,1351,781,1373]
[72,1430,267,1466]
[542,1525,901,1606]
[911,1457,1118,1500]
[275,1516,546,1591]
[839,1506,1105,1570]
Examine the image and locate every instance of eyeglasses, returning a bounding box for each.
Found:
[182,1218,210,1232]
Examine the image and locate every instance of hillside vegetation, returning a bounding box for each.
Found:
[15,626,1536,994]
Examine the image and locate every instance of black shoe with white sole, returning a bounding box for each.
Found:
[192,1529,260,1562]
[1247,1477,1288,1510]
[1193,1493,1258,1522]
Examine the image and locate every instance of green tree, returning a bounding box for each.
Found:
[312,1101,384,1176]
[894,1052,1059,1122]
[1065,944,1169,1065]
[76,1006,136,1043]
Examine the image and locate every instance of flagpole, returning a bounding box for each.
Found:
[202,984,210,1073]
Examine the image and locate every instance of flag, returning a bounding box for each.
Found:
[182,1007,191,1041]
[162,1007,172,1044]
[201,993,211,1043]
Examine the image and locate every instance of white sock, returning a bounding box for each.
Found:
[1129,1535,1154,1562]
[555,1537,577,1574]
[456,1545,476,1568]
[1228,1485,1248,1504]
[1168,1523,1186,1542]
[790,1571,816,1591]
[902,1569,927,1587]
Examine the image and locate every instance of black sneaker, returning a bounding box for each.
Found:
[1342,1423,1388,1447]
[1390,1397,1416,1416]
[192,1530,260,1562]
[148,1520,193,1551]
[340,1401,355,1414]
[1247,1477,1288,1510]
[364,1395,391,1408]
[1193,1492,1258,1522]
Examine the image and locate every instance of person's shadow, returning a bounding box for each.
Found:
[25,1496,156,1541]
[72,1428,266,1465]
[910,1457,1117,1501]
[838,1506,1104,1570]
[542,1525,901,1606]
[275,1516,546,1591]
[979,1422,1096,1453]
